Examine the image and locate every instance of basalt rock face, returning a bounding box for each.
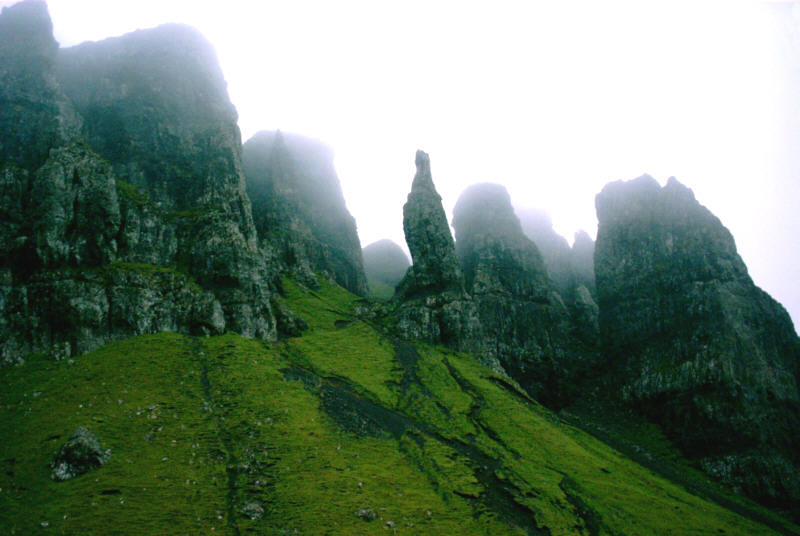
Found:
[242,130,367,296]
[391,151,483,355]
[453,183,590,406]
[595,175,800,514]
[362,239,410,298]
[397,151,464,298]
[517,210,599,345]
[0,2,80,171]
[570,230,596,295]
[516,208,572,295]
[56,24,274,339]
[0,4,272,363]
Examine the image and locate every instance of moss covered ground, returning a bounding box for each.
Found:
[1,278,796,535]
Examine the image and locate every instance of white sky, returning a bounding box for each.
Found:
[5,0,798,329]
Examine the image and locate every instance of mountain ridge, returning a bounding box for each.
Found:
[1,2,799,532]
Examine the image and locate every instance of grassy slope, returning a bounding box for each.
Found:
[0,279,795,535]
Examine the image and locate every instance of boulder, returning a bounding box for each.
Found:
[51,427,111,481]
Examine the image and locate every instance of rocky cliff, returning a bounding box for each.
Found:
[453,183,593,406]
[391,151,483,353]
[0,3,276,362]
[241,130,367,296]
[595,175,800,515]
[570,230,595,295]
[517,210,599,345]
[516,208,573,294]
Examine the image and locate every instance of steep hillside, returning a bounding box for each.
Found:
[1,278,795,535]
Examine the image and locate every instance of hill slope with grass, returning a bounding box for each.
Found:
[2,278,796,535]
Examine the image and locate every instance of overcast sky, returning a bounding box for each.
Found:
[7,0,798,329]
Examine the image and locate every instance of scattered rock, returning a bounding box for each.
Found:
[241,502,264,520]
[51,427,111,481]
[355,507,377,521]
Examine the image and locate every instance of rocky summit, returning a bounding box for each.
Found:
[595,175,800,515]
[453,183,594,407]
[390,151,484,354]
[396,150,464,298]
[516,210,599,347]
[516,208,573,295]
[242,130,368,296]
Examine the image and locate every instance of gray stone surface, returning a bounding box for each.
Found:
[242,130,367,296]
[51,427,111,481]
[453,183,593,406]
[595,174,800,514]
[0,5,275,361]
[396,151,464,298]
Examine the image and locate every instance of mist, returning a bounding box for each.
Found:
[9,0,797,328]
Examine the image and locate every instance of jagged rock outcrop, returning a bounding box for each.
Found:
[362,239,410,299]
[0,3,273,362]
[516,208,572,294]
[241,130,367,296]
[595,174,800,515]
[56,23,274,339]
[453,183,591,406]
[50,427,111,481]
[517,210,599,344]
[391,151,483,353]
[396,151,464,298]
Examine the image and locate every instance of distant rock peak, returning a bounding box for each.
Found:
[411,149,438,195]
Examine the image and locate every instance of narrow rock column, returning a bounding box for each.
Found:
[397,150,464,297]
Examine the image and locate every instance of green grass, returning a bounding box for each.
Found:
[0,279,795,535]
[366,278,395,301]
[115,179,151,207]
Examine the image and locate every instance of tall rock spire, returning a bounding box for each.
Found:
[397,150,464,297]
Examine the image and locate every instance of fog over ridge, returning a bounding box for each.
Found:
[5,0,797,329]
